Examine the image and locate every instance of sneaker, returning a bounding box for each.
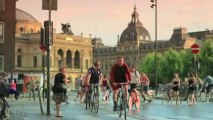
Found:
[113,105,118,111]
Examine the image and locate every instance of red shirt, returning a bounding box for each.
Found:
[110,63,131,83]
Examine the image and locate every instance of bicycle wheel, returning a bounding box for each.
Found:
[176,95,181,105]
[161,92,169,105]
[90,97,94,112]
[117,95,122,118]
[94,94,99,113]
[200,92,207,102]
[195,89,201,99]
[85,92,91,110]
[187,94,192,106]
[122,95,127,120]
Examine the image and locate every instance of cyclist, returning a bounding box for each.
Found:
[85,61,103,100]
[187,72,197,105]
[110,57,131,111]
[202,75,213,94]
[168,73,180,101]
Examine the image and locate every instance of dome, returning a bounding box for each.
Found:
[119,6,151,43]
[16,9,38,22]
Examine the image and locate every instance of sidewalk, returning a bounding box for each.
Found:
[8,92,78,120]
[9,98,56,120]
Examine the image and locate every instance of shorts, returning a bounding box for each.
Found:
[112,83,127,91]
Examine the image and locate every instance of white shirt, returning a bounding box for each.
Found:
[131,71,140,83]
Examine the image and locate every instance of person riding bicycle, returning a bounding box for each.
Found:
[168,73,180,100]
[110,57,132,111]
[187,72,197,105]
[202,75,213,94]
[85,61,103,100]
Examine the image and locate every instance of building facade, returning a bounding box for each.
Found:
[0,0,17,72]
[13,9,93,89]
[93,6,213,75]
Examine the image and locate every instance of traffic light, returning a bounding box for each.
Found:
[44,20,53,46]
[40,28,47,51]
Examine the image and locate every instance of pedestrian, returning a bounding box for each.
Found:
[52,67,69,117]
[8,79,19,101]
[140,72,150,102]
[74,75,83,103]
[110,56,132,111]
[27,76,37,101]
[43,80,47,100]
[101,75,111,104]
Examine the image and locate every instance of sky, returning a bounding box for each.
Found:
[17,0,213,46]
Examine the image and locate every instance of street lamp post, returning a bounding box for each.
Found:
[151,0,158,96]
[137,33,140,69]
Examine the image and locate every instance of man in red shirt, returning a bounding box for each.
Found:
[110,57,131,111]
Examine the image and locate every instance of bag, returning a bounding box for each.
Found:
[52,83,66,93]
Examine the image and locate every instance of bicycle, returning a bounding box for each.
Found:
[0,79,10,120]
[200,87,213,102]
[114,82,128,120]
[186,88,196,106]
[138,84,153,103]
[89,84,100,113]
[161,84,181,105]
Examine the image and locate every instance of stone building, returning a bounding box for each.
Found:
[93,6,213,75]
[14,9,93,89]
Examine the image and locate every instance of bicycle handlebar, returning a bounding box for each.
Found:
[113,82,127,85]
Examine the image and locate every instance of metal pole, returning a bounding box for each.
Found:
[42,52,46,101]
[137,34,140,69]
[154,0,158,96]
[47,0,52,115]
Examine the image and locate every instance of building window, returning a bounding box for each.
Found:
[33,56,37,67]
[0,55,4,72]
[20,27,24,32]
[85,59,89,69]
[0,22,4,43]
[66,50,72,68]
[0,0,5,11]
[17,55,22,67]
[74,51,80,69]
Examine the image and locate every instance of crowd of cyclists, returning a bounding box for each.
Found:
[70,56,154,112]
[1,56,212,118]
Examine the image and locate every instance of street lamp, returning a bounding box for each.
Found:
[136,33,140,69]
[151,0,158,96]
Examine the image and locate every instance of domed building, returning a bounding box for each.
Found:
[92,5,208,75]
[119,5,151,43]
[15,9,41,34]
[14,9,93,90]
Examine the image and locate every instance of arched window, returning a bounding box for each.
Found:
[57,49,64,68]
[74,51,80,69]
[66,50,72,68]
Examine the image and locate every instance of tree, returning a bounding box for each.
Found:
[199,39,213,78]
[159,48,184,83]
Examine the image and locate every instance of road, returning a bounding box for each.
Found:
[9,92,213,120]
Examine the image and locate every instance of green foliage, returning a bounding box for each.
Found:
[199,39,213,78]
[140,39,213,88]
